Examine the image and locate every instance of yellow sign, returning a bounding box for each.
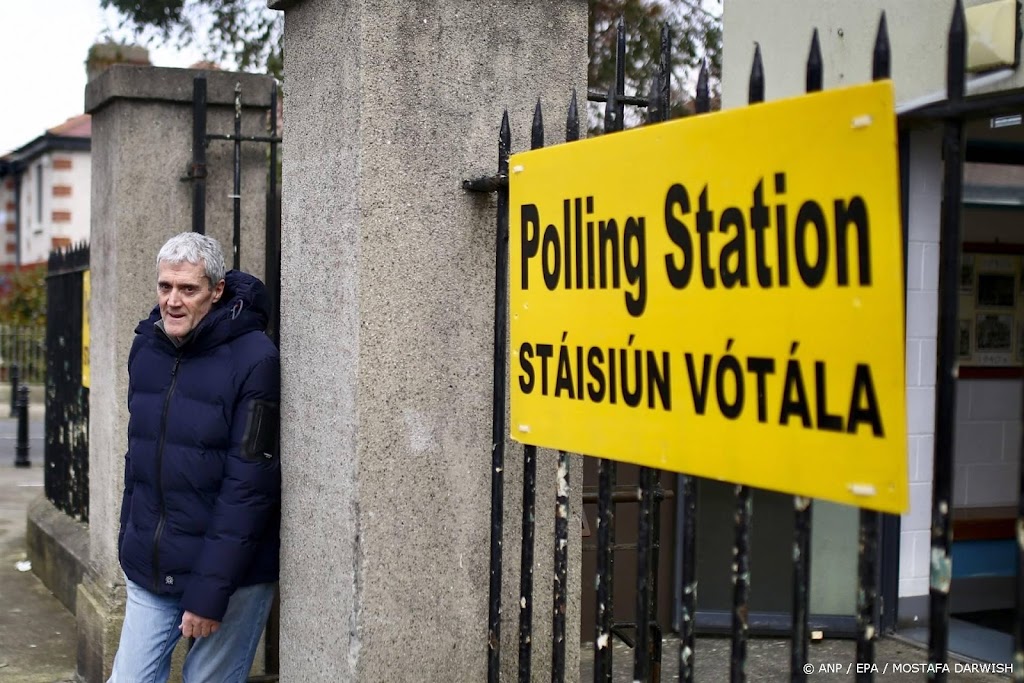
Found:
[509,81,907,513]
[82,269,90,389]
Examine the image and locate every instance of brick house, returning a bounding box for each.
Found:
[0,113,91,267]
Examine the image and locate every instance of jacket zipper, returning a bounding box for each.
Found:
[152,354,182,591]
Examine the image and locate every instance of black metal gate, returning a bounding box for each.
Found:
[467,1,1024,680]
[184,73,283,682]
[184,75,282,343]
[44,243,90,521]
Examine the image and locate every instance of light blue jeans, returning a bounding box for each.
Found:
[108,577,276,683]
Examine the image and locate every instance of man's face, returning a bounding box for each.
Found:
[157,260,224,340]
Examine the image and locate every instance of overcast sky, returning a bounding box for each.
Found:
[1,1,724,155]
[0,1,205,154]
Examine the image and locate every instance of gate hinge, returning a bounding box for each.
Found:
[462,174,508,193]
[180,162,208,183]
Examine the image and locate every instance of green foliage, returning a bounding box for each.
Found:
[590,0,722,129]
[100,0,283,79]
[0,268,46,328]
[101,0,720,112]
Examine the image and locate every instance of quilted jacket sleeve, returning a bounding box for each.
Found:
[117,451,132,562]
[180,351,281,620]
[118,336,144,562]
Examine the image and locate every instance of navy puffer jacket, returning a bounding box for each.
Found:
[118,270,280,621]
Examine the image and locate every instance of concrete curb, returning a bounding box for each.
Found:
[26,494,90,615]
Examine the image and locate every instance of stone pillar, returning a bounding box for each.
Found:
[80,65,274,682]
[269,0,587,680]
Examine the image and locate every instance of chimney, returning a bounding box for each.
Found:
[86,43,151,82]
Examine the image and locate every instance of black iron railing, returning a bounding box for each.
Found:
[183,76,282,345]
[0,325,45,385]
[44,243,90,521]
[463,1,1024,680]
[183,74,283,682]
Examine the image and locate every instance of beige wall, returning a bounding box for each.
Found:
[723,0,1023,110]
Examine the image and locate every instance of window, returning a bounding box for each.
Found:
[36,164,42,223]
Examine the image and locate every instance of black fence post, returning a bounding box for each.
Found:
[595,456,617,683]
[232,82,242,270]
[791,28,822,683]
[191,76,208,235]
[518,442,537,683]
[517,99,545,683]
[676,57,711,683]
[594,25,628,683]
[9,362,18,418]
[634,466,654,683]
[551,450,570,683]
[266,82,281,346]
[856,15,891,682]
[930,2,967,680]
[44,245,91,519]
[485,110,511,683]
[730,43,765,683]
[550,91,580,683]
[14,384,29,467]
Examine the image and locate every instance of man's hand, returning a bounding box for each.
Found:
[180,611,221,639]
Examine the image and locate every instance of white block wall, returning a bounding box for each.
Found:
[901,126,941,599]
[955,379,1021,508]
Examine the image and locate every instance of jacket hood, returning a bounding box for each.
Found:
[136,270,270,349]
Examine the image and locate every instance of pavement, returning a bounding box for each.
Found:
[0,412,1013,683]
[579,634,1011,681]
[0,415,76,683]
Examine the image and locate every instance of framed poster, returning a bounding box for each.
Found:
[960,243,1024,378]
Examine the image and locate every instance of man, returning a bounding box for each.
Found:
[110,232,280,682]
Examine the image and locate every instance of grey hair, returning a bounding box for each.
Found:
[156,232,226,287]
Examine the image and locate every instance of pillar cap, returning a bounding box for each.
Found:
[85,65,276,115]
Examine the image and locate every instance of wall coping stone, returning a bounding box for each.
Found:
[86,64,275,115]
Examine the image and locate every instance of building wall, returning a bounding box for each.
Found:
[955,204,1024,510]
[0,178,14,265]
[955,379,1019,507]
[722,0,1024,612]
[900,127,942,601]
[722,0,1024,112]
[18,160,42,260]
[18,149,91,265]
[892,146,1024,600]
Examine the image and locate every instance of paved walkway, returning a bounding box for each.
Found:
[579,634,1010,681]
[0,417,76,683]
